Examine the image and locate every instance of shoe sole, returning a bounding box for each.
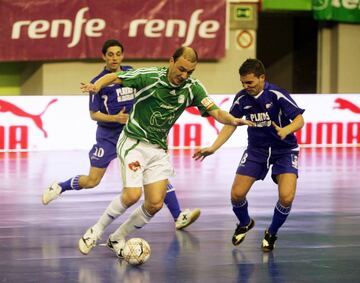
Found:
[176,209,201,230]
[261,246,274,252]
[261,230,276,252]
[261,239,275,252]
[41,183,61,205]
[232,234,247,246]
[41,195,48,205]
[78,238,92,255]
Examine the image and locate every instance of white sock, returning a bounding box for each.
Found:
[111,204,153,240]
[95,195,127,231]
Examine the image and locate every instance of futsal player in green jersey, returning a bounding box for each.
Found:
[79,47,255,257]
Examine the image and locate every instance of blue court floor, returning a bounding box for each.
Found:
[0,147,360,283]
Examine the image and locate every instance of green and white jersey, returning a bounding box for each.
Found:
[117,67,218,149]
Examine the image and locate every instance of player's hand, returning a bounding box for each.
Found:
[80,82,99,94]
[272,122,290,140]
[115,107,129,124]
[232,118,255,127]
[192,147,215,161]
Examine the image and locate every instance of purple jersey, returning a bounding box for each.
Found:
[88,66,136,168]
[89,66,135,130]
[230,81,305,149]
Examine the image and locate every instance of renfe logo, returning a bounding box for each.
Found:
[129,9,220,45]
[0,99,57,150]
[11,7,106,48]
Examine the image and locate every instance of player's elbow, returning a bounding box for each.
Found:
[107,73,121,84]
[209,109,225,123]
[296,115,305,129]
[90,111,98,121]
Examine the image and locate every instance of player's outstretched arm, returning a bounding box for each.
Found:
[272,114,304,140]
[193,125,236,161]
[90,107,129,124]
[208,109,255,127]
[81,73,122,94]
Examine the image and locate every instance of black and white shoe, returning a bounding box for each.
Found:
[261,229,277,252]
[232,218,255,246]
[107,236,125,258]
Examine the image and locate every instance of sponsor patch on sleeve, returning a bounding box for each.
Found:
[201,97,215,109]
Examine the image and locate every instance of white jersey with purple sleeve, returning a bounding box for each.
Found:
[89,65,136,130]
[230,81,305,149]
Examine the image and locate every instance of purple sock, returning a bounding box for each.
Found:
[164,183,181,220]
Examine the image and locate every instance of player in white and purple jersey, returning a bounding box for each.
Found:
[42,40,200,233]
[194,58,305,252]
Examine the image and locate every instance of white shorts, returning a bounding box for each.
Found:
[116,132,175,188]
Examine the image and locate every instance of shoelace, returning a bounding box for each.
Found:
[82,236,95,247]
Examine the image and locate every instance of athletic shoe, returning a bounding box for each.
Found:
[107,235,125,258]
[261,229,277,252]
[232,218,255,246]
[175,208,201,230]
[78,225,103,255]
[42,182,62,205]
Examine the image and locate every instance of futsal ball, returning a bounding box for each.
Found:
[122,238,151,265]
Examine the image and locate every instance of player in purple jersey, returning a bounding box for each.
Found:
[42,39,200,231]
[193,58,305,251]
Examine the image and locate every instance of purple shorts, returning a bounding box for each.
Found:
[88,126,122,168]
[236,146,299,184]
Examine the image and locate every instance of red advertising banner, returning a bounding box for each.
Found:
[1,94,359,152]
[0,0,226,61]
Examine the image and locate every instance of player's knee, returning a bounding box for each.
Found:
[279,195,294,207]
[122,190,141,206]
[86,177,101,188]
[80,176,101,188]
[231,189,246,202]
[144,201,163,215]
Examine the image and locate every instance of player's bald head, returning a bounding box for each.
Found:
[168,47,198,86]
[172,47,198,63]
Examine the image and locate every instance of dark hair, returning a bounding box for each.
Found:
[102,39,124,55]
[172,47,198,62]
[239,58,265,77]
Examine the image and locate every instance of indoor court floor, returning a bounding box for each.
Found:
[1,147,360,283]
